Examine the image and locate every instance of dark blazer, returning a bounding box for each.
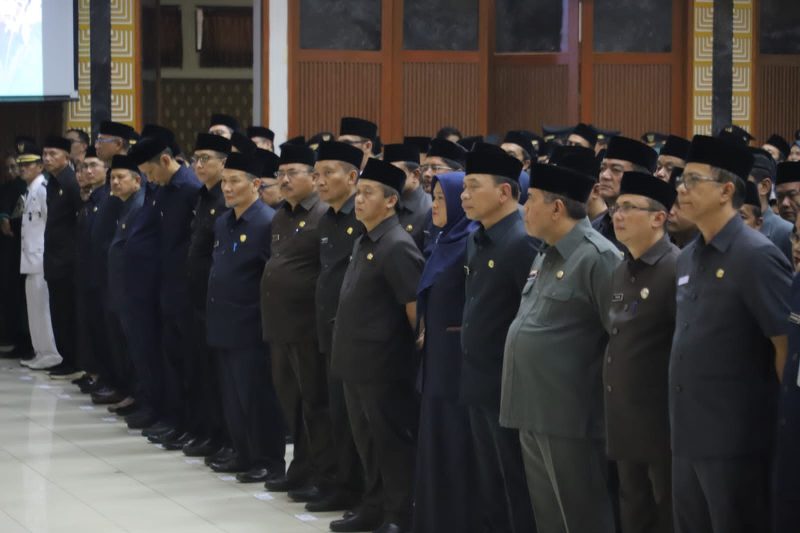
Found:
[207,200,275,349]
[153,165,202,314]
[44,165,81,281]
[120,182,161,308]
[107,189,145,313]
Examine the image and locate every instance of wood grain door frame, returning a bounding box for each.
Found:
[487,0,581,130]
[579,0,687,135]
[388,0,490,141]
[287,0,393,138]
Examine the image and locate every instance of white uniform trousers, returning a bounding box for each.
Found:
[24,273,61,358]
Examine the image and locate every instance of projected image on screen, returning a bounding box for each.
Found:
[0,0,43,97]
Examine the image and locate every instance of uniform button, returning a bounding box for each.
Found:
[630,277,636,283]
[606,385,612,392]
[265,291,270,297]
[622,304,628,311]
[210,297,215,303]
[675,385,682,392]
[611,327,618,335]
[794,353,799,361]
[607,356,612,364]
[683,322,689,329]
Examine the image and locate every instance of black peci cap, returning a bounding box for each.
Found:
[549,145,600,180]
[246,126,275,141]
[605,136,658,173]
[209,113,240,133]
[465,144,523,181]
[686,135,754,181]
[359,157,406,194]
[660,135,691,160]
[529,163,595,203]
[279,143,316,167]
[571,123,598,147]
[255,148,280,178]
[43,135,72,153]
[382,143,421,165]
[224,151,262,177]
[110,154,141,173]
[195,132,232,154]
[427,138,467,165]
[316,141,364,168]
[99,121,137,140]
[619,171,677,211]
[339,117,377,142]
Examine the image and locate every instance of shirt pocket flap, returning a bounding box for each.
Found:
[543,285,573,301]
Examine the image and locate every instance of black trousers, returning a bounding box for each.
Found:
[343,379,417,527]
[185,306,225,442]
[270,341,309,484]
[325,351,364,497]
[0,228,30,350]
[104,307,134,396]
[216,345,285,470]
[271,340,337,487]
[617,459,672,533]
[413,393,479,533]
[160,310,193,428]
[47,277,78,369]
[468,405,536,533]
[672,454,770,533]
[121,299,164,416]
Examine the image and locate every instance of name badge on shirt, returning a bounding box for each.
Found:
[272,234,280,242]
[612,293,624,303]
[321,237,329,245]
[789,312,800,325]
[678,275,690,286]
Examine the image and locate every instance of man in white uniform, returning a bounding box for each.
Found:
[16,139,61,370]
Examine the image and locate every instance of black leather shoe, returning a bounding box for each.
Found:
[264,474,305,492]
[329,510,383,533]
[373,522,404,533]
[114,402,138,417]
[183,438,219,457]
[236,467,270,483]
[288,484,322,503]
[91,387,125,405]
[204,446,234,466]
[142,422,173,438]
[209,457,247,473]
[147,427,179,443]
[305,491,359,513]
[162,431,194,451]
[126,411,158,430]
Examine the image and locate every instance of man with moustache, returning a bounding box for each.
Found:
[331,158,424,533]
[206,151,286,481]
[311,141,366,513]
[775,162,800,224]
[260,144,335,498]
[593,136,658,250]
[255,148,284,208]
[42,135,83,380]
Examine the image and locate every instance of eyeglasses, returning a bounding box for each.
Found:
[338,138,367,146]
[275,169,312,179]
[190,154,225,166]
[608,203,662,216]
[776,189,800,203]
[95,136,118,144]
[259,183,278,191]
[419,164,452,174]
[675,172,720,190]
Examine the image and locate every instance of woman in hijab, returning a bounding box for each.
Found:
[413,172,480,533]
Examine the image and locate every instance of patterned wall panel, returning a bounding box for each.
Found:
[160,79,253,155]
[691,0,753,135]
[692,0,714,135]
[403,62,480,137]
[490,64,569,135]
[66,0,140,135]
[732,0,753,133]
[296,61,382,138]
[593,64,672,138]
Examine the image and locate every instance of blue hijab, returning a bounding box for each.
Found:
[417,172,477,312]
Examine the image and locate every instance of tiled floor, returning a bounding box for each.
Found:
[0,363,341,533]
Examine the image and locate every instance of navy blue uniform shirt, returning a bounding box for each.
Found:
[207,199,275,349]
[460,210,539,409]
[670,215,791,458]
[44,164,81,281]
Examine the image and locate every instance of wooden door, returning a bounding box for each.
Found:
[579,0,687,137]
[489,0,580,135]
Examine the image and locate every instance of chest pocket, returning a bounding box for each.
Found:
[533,284,574,326]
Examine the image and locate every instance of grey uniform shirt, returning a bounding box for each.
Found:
[500,217,622,438]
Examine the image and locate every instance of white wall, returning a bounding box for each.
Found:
[268,0,288,146]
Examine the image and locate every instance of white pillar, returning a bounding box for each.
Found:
[268,0,289,146]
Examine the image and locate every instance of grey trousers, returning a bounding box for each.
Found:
[519,430,615,533]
